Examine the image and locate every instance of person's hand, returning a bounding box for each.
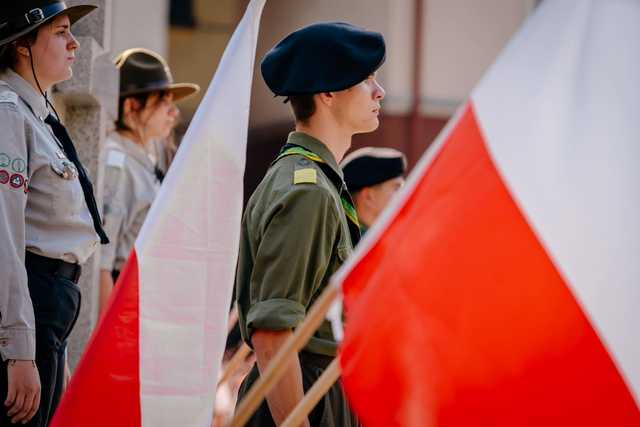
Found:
[63,359,71,391]
[5,360,40,424]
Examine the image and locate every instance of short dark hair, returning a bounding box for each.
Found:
[288,94,316,123]
[0,31,38,72]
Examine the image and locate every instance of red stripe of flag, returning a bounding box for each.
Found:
[52,250,141,427]
[339,104,640,426]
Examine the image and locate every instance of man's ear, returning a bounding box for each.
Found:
[123,98,141,115]
[317,91,335,107]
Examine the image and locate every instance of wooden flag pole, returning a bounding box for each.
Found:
[281,358,341,427]
[227,282,340,427]
[219,342,253,386]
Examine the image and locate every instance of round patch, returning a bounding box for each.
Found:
[0,170,9,184]
[0,153,10,168]
[9,173,24,189]
[297,158,311,166]
[11,158,26,173]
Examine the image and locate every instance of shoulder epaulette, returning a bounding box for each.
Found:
[293,168,317,185]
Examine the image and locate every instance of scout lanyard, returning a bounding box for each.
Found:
[276,144,361,246]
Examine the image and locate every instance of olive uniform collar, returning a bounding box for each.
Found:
[0,69,49,120]
[286,132,344,180]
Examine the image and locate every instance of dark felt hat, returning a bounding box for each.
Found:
[0,1,96,47]
[115,48,200,102]
[341,147,407,193]
[261,22,386,96]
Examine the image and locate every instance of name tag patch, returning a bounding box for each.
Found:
[107,150,126,168]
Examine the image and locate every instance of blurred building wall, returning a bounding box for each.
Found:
[122,0,538,196]
[168,0,239,121]
[111,0,169,58]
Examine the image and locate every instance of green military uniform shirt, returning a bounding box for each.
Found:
[236,132,356,357]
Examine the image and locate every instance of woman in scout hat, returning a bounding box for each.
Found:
[98,48,199,313]
[0,1,108,425]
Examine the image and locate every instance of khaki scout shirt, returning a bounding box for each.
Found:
[0,69,99,361]
[100,132,160,272]
[236,132,354,357]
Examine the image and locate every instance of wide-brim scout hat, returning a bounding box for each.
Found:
[341,147,407,193]
[261,22,386,97]
[0,1,96,47]
[115,48,200,102]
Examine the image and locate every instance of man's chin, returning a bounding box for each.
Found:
[356,119,380,134]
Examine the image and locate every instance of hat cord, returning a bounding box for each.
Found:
[27,44,61,121]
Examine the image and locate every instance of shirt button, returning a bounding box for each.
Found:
[0,339,8,347]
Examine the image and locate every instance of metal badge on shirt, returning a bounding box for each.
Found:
[50,157,78,180]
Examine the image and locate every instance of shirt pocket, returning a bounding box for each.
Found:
[47,158,85,218]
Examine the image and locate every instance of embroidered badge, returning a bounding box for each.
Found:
[9,173,24,189]
[0,170,9,184]
[0,153,9,168]
[11,158,26,173]
[294,168,317,185]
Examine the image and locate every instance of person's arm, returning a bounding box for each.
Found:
[98,270,115,315]
[0,97,40,424]
[252,329,310,427]
[98,150,127,315]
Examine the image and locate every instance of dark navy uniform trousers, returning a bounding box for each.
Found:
[1,253,81,427]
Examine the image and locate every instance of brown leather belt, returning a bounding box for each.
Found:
[25,251,82,284]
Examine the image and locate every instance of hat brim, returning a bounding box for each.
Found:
[121,83,201,102]
[0,4,97,47]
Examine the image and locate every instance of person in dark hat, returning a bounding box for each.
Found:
[341,147,407,234]
[235,22,386,426]
[98,48,199,313]
[0,1,106,425]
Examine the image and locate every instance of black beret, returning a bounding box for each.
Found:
[261,22,386,96]
[341,147,407,193]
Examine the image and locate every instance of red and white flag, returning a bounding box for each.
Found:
[51,1,266,425]
[336,0,640,425]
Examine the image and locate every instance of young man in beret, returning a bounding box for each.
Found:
[341,147,407,235]
[234,22,386,426]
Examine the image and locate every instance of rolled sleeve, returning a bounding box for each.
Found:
[246,298,306,331]
[0,102,35,361]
